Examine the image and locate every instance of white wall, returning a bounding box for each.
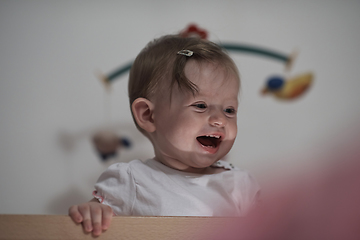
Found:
[1,0,359,214]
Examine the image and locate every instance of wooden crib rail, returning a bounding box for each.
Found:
[0,215,239,240]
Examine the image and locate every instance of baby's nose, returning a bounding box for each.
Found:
[208,110,226,127]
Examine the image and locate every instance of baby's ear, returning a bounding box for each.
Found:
[131,98,156,133]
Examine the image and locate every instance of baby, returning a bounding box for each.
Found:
[69,35,260,236]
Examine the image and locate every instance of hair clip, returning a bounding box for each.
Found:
[177,49,193,57]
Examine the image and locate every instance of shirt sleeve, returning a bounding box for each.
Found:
[93,162,136,215]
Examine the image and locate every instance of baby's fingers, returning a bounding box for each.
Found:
[68,205,83,223]
[78,204,93,233]
[101,205,113,230]
[90,207,103,236]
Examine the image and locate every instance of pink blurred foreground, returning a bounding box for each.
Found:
[204,136,360,240]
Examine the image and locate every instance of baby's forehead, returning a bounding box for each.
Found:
[178,68,239,100]
[155,59,240,104]
[185,61,239,86]
[185,60,239,80]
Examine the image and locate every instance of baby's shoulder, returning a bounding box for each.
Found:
[110,159,159,174]
[103,159,145,175]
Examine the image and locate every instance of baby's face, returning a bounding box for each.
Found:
[151,60,239,172]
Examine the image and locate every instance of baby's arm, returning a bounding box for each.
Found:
[68,198,113,236]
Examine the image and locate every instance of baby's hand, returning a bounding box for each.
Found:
[68,199,113,236]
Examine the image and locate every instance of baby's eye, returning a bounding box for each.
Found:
[224,108,236,115]
[191,103,207,112]
[195,103,207,109]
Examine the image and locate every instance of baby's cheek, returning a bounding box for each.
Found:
[228,122,238,138]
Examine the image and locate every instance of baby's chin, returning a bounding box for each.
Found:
[157,147,229,169]
[188,155,225,168]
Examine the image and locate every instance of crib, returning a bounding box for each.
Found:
[0,215,239,239]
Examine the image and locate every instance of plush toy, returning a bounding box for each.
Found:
[92,131,131,161]
[261,72,313,100]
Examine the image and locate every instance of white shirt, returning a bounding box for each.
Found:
[93,159,260,216]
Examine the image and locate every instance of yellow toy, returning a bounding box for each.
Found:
[261,72,314,100]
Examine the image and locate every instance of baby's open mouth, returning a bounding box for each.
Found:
[196,135,221,148]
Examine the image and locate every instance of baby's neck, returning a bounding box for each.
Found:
[153,157,227,174]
